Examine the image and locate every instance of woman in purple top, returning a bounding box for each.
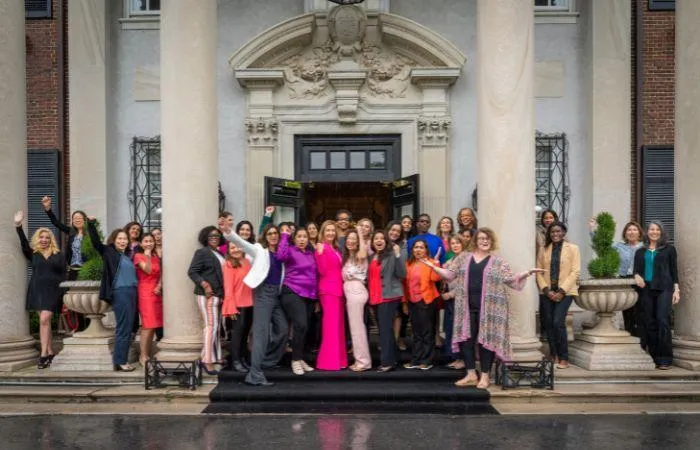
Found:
[315,220,348,371]
[277,227,318,375]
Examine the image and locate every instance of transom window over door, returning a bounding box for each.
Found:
[129,0,160,15]
[535,0,569,9]
[295,135,400,183]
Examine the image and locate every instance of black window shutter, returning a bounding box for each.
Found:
[27,149,61,241]
[641,145,674,242]
[25,0,52,19]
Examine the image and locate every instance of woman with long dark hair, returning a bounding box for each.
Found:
[456,208,478,234]
[123,221,143,257]
[536,221,581,370]
[633,221,680,369]
[386,221,409,351]
[536,209,559,256]
[342,229,370,371]
[277,227,318,375]
[14,210,65,369]
[187,226,225,375]
[368,230,406,372]
[306,221,319,247]
[134,232,162,366]
[235,220,256,245]
[87,217,137,371]
[229,223,288,386]
[41,196,87,281]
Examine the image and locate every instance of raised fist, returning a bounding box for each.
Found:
[41,196,51,211]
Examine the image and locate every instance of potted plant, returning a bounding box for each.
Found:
[568,212,655,370]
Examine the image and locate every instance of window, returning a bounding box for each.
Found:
[535,0,569,10]
[534,0,578,24]
[25,0,51,19]
[535,132,570,224]
[129,0,160,15]
[648,0,675,11]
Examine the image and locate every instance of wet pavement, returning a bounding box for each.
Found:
[1,414,699,449]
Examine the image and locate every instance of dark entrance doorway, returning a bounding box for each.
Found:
[305,182,391,227]
[264,135,419,225]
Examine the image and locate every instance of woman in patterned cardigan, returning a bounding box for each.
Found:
[423,228,542,389]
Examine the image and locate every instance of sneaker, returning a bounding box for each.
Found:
[403,362,419,369]
[291,360,305,376]
[300,360,315,372]
[418,364,433,371]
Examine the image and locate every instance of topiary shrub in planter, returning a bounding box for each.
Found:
[77,219,104,281]
[587,212,621,279]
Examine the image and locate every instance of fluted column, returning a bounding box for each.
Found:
[476,0,541,361]
[157,0,219,361]
[0,0,40,370]
[672,0,700,370]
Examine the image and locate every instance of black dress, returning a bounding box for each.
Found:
[17,226,65,313]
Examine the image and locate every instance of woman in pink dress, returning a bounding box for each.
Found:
[315,220,347,371]
[134,233,162,366]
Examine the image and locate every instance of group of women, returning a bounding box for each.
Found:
[13,196,164,371]
[188,207,544,389]
[15,196,680,379]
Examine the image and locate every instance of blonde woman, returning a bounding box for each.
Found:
[356,218,375,255]
[14,210,65,369]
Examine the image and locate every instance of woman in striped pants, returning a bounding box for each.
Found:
[187,225,226,375]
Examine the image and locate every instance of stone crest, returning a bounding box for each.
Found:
[329,5,366,57]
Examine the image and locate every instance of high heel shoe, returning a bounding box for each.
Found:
[199,361,219,376]
[114,364,136,372]
[37,356,50,370]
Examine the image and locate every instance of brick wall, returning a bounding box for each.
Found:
[631,0,675,220]
[25,1,60,150]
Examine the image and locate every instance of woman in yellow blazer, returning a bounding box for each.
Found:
[536,221,580,369]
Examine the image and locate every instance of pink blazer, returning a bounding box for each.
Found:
[315,243,344,297]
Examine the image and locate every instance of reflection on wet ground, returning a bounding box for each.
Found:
[2,414,698,450]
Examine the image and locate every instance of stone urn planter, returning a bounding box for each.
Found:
[50,281,115,371]
[568,279,655,370]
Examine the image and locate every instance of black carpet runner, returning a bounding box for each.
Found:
[204,349,497,415]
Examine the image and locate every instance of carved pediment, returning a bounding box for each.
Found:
[230,5,466,101]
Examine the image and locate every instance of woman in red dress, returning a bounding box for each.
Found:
[134,233,162,366]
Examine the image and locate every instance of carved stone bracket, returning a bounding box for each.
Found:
[328,71,367,124]
[244,117,279,148]
[417,115,451,147]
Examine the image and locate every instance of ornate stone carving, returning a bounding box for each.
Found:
[417,116,451,146]
[281,5,414,101]
[244,117,279,147]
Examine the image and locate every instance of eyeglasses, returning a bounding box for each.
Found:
[477,237,491,242]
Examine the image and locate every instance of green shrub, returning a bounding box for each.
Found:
[588,212,621,278]
[77,219,104,281]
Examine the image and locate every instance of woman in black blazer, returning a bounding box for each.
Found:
[633,221,680,369]
[187,226,225,374]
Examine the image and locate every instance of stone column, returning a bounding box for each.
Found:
[0,0,40,371]
[672,0,700,370]
[68,0,109,223]
[156,0,219,361]
[476,0,541,361]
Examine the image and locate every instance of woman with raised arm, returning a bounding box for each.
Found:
[87,216,137,372]
[133,233,162,366]
[41,196,87,281]
[633,221,680,370]
[342,230,371,371]
[228,224,288,387]
[276,226,318,375]
[187,226,225,375]
[425,227,542,389]
[14,210,65,369]
[356,218,374,254]
[315,220,347,371]
[368,230,407,372]
[221,240,254,373]
[536,221,581,370]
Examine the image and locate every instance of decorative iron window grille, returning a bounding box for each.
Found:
[535,131,570,224]
[129,136,226,230]
[129,136,162,230]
